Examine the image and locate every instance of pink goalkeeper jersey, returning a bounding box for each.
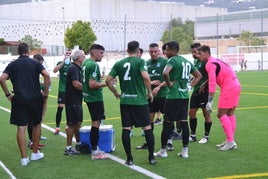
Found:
[206,56,240,93]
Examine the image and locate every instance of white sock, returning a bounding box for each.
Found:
[66,145,72,150]
[167,139,172,144]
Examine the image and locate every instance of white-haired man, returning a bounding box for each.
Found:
[64,50,85,155]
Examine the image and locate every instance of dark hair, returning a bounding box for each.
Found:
[198,45,211,55]
[149,43,158,48]
[139,48,143,54]
[166,41,179,52]
[127,41,139,53]
[190,43,201,49]
[18,42,29,55]
[89,44,105,51]
[162,43,168,51]
[33,54,44,62]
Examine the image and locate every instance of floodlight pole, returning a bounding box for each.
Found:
[62,6,66,51]
[216,13,219,58]
[261,11,264,71]
[170,14,173,41]
[123,14,126,58]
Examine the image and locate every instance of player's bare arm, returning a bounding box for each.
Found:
[141,71,153,102]
[190,69,202,88]
[163,65,174,87]
[105,75,120,99]
[89,79,107,89]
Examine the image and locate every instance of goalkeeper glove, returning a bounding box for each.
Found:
[206,96,213,113]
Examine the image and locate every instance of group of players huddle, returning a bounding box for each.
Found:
[0,40,240,166]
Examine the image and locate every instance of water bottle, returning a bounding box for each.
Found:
[65,57,70,65]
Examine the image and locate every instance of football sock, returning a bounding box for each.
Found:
[55,107,63,128]
[204,122,212,136]
[176,121,181,133]
[219,115,233,142]
[180,121,190,147]
[122,129,132,161]
[161,121,173,148]
[144,129,155,159]
[228,115,237,139]
[90,126,99,151]
[189,118,197,135]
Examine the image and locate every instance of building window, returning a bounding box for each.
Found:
[228,46,237,54]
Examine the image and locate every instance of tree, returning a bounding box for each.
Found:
[20,35,42,51]
[64,20,96,53]
[238,30,266,46]
[0,38,4,44]
[161,18,194,54]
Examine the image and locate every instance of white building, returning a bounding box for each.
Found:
[0,0,226,54]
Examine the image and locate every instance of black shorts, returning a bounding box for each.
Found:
[163,99,189,121]
[148,97,166,113]
[86,101,105,121]
[10,97,43,126]
[120,104,150,128]
[57,92,66,104]
[65,104,83,126]
[190,89,208,109]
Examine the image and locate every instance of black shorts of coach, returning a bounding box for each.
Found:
[120,104,150,128]
[163,99,189,121]
[86,101,105,121]
[10,96,43,126]
[65,104,83,126]
[148,97,166,114]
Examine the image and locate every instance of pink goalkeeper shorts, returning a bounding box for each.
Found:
[218,85,241,109]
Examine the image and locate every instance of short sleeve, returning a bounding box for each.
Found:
[3,62,13,76]
[166,57,174,67]
[109,63,118,78]
[88,63,98,80]
[139,59,147,72]
[70,66,80,82]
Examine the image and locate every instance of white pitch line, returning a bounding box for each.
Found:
[0,161,17,179]
[1,105,166,179]
[0,106,11,113]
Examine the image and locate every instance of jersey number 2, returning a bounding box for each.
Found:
[123,62,131,80]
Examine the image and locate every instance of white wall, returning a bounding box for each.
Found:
[1,52,267,79]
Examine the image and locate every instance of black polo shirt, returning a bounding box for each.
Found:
[65,62,82,105]
[3,55,44,101]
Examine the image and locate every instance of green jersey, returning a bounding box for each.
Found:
[109,56,148,105]
[57,61,70,92]
[82,59,103,102]
[146,57,168,98]
[165,55,197,99]
[193,59,208,92]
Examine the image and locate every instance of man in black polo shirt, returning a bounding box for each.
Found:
[0,42,50,166]
[64,49,85,155]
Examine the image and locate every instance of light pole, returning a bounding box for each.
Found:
[62,6,66,51]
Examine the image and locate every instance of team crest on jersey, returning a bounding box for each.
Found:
[92,72,97,77]
[157,62,160,67]
[144,65,148,70]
